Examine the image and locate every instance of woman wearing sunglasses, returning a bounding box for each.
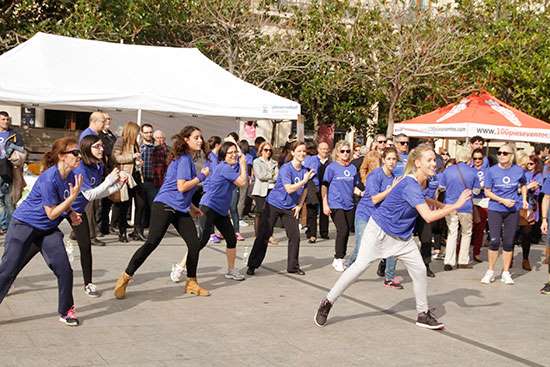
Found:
[195,142,248,280]
[247,141,315,275]
[0,137,83,326]
[114,126,210,298]
[481,143,528,285]
[315,144,471,330]
[322,140,362,272]
[251,142,278,238]
[13,135,125,299]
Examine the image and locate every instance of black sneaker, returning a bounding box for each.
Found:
[377,259,386,277]
[540,282,550,295]
[246,267,255,276]
[444,264,453,271]
[426,267,436,278]
[314,298,333,327]
[416,310,444,330]
[59,306,80,327]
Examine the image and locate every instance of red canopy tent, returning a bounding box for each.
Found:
[394,91,550,143]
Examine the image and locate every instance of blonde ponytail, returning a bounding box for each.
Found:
[403,144,434,176]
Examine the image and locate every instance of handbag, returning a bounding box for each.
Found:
[519,208,536,225]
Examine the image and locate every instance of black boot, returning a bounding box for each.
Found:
[377,259,386,277]
[426,263,435,278]
[119,230,128,243]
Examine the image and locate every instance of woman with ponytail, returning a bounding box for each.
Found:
[315,144,471,330]
[0,137,83,326]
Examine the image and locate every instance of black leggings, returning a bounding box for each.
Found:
[17,212,94,286]
[488,210,519,252]
[415,217,433,265]
[518,225,533,260]
[330,209,353,259]
[125,202,201,278]
[198,205,237,249]
[247,203,301,272]
[305,203,318,238]
[114,176,146,232]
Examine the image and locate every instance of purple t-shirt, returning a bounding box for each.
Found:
[267,162,307,210]
[154,154,197,213]
[199,162,240,215]
[355,167,394,222]
[485,164,526,212]
[13,166,75,230]
[439,162,479,213]
[323,162,358,210]
[71,161,104,213]
[371,176,425,240]
[79,127,98,142]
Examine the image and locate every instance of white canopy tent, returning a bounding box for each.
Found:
[0,32,300,138]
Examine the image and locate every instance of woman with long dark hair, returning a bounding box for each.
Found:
[169,135,222,283]
[114,126,210,298]
[247,141,315,275]
[0,137,83,326]
[112,122,146,242]
[315,144,471,330]
[14,135,124,298]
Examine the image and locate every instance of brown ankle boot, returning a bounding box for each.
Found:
[522,259,532,271]
[114,272,132,299]
[545,248,550,265]
[185,278,210,296]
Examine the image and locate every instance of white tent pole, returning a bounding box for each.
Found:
[137,109,142,125]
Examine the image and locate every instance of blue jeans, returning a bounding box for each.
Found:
[0,192,13,231]
[347,216,368,266]
[384,256,397,281]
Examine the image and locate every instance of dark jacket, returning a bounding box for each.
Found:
[0,130,25,182]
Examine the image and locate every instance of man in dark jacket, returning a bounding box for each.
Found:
[0,111,25,234]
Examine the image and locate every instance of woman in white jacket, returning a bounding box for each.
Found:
[251,142,278,237]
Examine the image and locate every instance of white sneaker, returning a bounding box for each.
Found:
[170,263,185,283]
[332,258,345,272]
[500,271,514,285]
[239,220,249,227]
[480,270,495,284]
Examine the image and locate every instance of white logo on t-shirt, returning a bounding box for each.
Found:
[294,177,300,183]
[344,170,351,177]
[502,176,511,184]
[477,171,484,178]
[90,177,96,185]
[63,189,70,199]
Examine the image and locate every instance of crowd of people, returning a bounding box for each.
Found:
[0,110,549,329]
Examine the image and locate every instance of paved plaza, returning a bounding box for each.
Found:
[0,222,549,367]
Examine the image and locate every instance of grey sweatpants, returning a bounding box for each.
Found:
[326,219,429,314]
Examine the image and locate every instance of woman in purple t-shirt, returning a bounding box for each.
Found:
[315,144,471,330]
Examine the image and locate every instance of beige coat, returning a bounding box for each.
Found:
[112,137,140,202]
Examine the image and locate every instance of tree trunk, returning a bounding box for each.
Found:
[385,100,396,138]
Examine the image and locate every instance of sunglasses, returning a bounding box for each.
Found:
[377,140,387,144]
[63,149,81,157]
[263,148,272,152]
[527,162,535,166]
[398,141,409,145]
[497,151,512,156]
[472,157,483,161]
[340,149,351,153]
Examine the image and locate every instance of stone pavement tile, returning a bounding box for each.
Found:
[1,331,34,348]
[93,340,206,364]
[0,346,107,367]
[162,354,274,367]
[107,363,165,367]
